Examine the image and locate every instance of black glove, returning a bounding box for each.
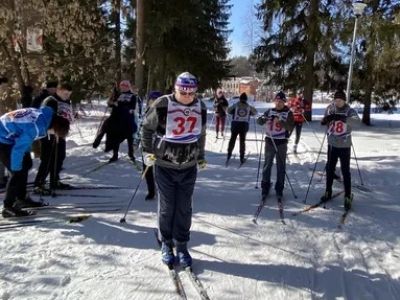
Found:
[321,114,334,125]
[333,114,346,122]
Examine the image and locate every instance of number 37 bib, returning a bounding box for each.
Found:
[164,99,202,144]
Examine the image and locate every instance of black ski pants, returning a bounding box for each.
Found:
[34,135,66,188]
[326,145,351,197]
[0,143,32,208]
[156,165,197,243]
[262,138,287,196]
[227,123,248,161]
[294,122,303,145]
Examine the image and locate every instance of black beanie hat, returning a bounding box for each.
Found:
[239,92,247,101]
[46,81,58,89]
[275,91,286,102]
[334,90,346,101]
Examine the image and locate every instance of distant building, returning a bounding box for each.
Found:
[220,76,262,100]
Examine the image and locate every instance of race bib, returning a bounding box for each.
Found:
[328,120,348,136]
[164,98,202,144]
[234,106,250,122]
[58,102,74,123]
[1,108,40,124]
[265,118,286,139]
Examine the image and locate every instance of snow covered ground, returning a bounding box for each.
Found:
[1,100,400,300]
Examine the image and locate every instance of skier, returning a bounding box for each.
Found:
[320,90,360,210]
[31,80,58,108]
[287,91,310,153]
[0,100,70,217]
[141,72,207,267]
[33,82,74,194]
[213,88,228,138]
[92,83,119,149]
[226,92,257,165]
[257,91,294,200]
[104,80,137,162]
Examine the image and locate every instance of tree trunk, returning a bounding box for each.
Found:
[113,0,121,83]
[135,0,145,97]
[303,0,319,121]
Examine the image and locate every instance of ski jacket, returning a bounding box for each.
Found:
[44,94,74,123]
[321,103,360,148]
[0,107,53,171]
[213,96,228,117]
[228,101,257,123]
[257,106,294,145]
[141,94,207,170]
[287,96,308,123]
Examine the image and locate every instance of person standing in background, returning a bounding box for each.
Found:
[213,88,228,139]
[226,92,257,165]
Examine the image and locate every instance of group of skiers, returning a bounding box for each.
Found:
[0,71,360,269]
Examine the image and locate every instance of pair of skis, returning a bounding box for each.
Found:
[0,201,123,230]
[0,213,92,230]
[154,230,210,299]
[252,195,285,225]
[292,190,352,228]
[166,265,210,300]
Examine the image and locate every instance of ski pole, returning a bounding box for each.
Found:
[119,166,150,223]
[268,135,298,199]
[351,143,364,186]
[303,129,328,203]
[207,113,215,132]
[51,136,59,197]
[301,113,322,145]
[253,117,259,157]
[255,130,265,189]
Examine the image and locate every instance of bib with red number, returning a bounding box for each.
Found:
[164,99,202,144]
[233,106,250,122]
[328,120,348,137]
[265,118,286,139]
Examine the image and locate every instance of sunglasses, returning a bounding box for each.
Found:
[179,91,195,96]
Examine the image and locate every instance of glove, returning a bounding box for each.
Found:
[278,113,287,122]
[268,110,279,118]
[143,153,156,167]
[198,159,207,169]
[321,114,335,125]
[333,114,346,122]
[256,115,267,125]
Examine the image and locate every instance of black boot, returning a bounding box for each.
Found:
[2,206,35,218]
[145,192,155,201]
[320,191,332,203]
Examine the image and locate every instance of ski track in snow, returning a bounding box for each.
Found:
[1,101,400,299]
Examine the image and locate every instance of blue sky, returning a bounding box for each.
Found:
[229,0,262,58]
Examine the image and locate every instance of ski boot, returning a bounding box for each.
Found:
[2,206,34,218]
[14,196,47,208]
[161,241,175,266]
[108,155,118,163]
[145,192,155,201]
[225,153,231,167]
[176,242,192,268]
[344,194,353,211]
[320,191,332,203]
[261,181,270,201]
[55,181,72,190]
[293,144,298,154]
[33,185,52,196]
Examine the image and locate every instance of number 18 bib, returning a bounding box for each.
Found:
[164,98,202,144]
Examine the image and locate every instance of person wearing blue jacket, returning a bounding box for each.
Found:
[0,100,70,217]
